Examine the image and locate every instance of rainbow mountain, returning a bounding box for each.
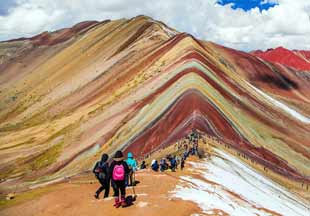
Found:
[0,15,309,203]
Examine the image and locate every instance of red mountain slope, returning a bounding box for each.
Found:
[251,47,310,71]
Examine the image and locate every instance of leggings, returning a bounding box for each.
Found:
[112,180,126,197]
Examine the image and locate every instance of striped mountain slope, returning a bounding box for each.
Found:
[0,16,309,200]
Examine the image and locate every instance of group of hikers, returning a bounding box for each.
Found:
[150,154,184,172]
[92,151,137,208]
[92,129,202,208]
[151,129,201,173]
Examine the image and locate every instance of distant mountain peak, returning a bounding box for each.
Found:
[251,47,310,71]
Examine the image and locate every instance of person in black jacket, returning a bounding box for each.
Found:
[181,157,185,170]
[93,153,110,199]
[169,156,177,172]
[109,150,130,208]
[140,160,146,169]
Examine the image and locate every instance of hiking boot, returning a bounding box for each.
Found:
[121,196,127,207]
[114,197,121,208]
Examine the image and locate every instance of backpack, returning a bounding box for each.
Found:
[171,159,176,166]
[112,164,125,181]
[95,161,107,180]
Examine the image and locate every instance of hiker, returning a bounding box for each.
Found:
[169,156,177,172]
[181,157,185,170]
[184,143,188,151]
[193,140,198,155]
[164,159,169,170]
[151,159,159,171]
[109,150,130,208]
[159,159,164,172]
[183,150,189,160]
[191,129,199,142]
[160,158,169,172]
[93,153,110,199]
[125,152,138,186]
[166,154,172,161]
[175,155,181,169]
[140,160,146,169]
[190,147,195,155]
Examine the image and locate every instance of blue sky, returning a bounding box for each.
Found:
[0,0,17,16]
[0,0,279,15]
[217,0,278,12]
[0,0,309,51]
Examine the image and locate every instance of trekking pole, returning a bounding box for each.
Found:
[132,172,136,196]
[132,183,136,196]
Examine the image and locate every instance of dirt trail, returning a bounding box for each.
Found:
[0,169,201,216]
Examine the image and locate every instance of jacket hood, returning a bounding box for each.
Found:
[101,153,109,162]
[127,152,133,158]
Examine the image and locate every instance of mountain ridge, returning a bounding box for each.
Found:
[0,15,309,198]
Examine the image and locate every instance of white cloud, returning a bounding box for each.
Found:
[0,0,309,51]
[261,0,279,5]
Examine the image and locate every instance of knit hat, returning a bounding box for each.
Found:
[114,150,124,161]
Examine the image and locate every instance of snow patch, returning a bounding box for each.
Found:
[247,82,310,124]
[172,149,309,216]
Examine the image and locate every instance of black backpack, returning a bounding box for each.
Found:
[95,161,107,180]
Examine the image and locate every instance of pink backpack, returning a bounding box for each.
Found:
[112,164,125,180]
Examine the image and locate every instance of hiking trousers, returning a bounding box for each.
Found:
[96,177,110,197]
[112,180,126,197]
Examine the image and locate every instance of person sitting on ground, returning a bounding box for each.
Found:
[93,153,110,199]
[109,150,130,208]
[125,152,138,186]
[151,159,159,171]
[160,158,165,172]
[169,156,177,172]
[140,160,146,169]
[163,159,169,170]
